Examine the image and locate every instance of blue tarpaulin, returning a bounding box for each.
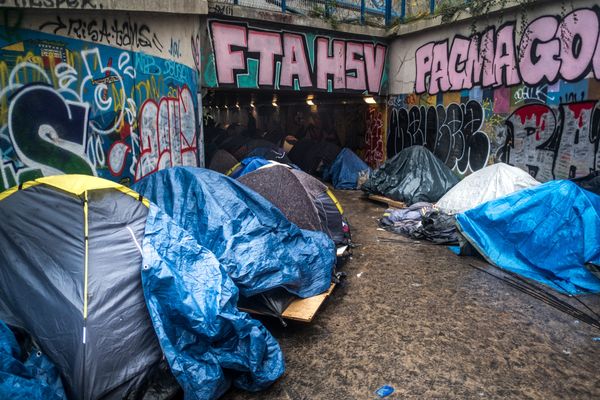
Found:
[323,148,371,189]
[456,180,600,294]
[141,205,284,399]
[0,321,66,400]
[133,167,336,298]
[228,157,271,178]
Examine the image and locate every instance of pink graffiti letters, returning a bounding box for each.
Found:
[415,7,600,95]
[209,20,387,93]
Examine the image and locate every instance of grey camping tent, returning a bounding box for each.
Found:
[237,164,347,245]
[0,176,165,400]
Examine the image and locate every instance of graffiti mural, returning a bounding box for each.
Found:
[0,26,198,189]
[204,20,388,94]
[364,105,385,168]
[414,7,600,95]
[500,101,600,181]
[387,100,490,174]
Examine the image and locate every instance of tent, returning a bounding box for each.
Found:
[227,157,293,179]
[362,146,458,205]
[237,165,347,245]
[436,163,540,214]
[287,140,341,175]
[0,175,283,400]
[571,171,600,195]
[133,167,336,317]
[247,147,292,164]
[456,180,600,294]
[208,149,239,174]
[323,148,371,190]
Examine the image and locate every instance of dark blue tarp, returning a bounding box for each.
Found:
[323,148,370,189]
[141,205,284,399]
[456,180,600,294]
[133,167,336,298]
[0,321,66,400]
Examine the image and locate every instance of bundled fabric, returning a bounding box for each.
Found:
[380,203,458,244]
[133,167,336,299]
[237,165,347,245]
[571,171,600,195]
[0,175,283,400]
[456,180,600,294]
[0,321,66,400]
[362,146,458,205]
[436,163,540,214]
[323,148,371,189]
[412,209,458,244]
[380,203,435,237]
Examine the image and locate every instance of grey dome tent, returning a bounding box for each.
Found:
[0,176,165,399]
[237,164,347,245]
[0,175,285,400]
[362,146,459,205]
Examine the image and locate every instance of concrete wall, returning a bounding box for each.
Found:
[386,0,600,181]
[0,4,205,188]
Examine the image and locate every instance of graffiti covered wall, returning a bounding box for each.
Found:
[202,19,388,94]
[0,10,200,188]
[388,2,600,181]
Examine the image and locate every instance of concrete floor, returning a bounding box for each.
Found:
[224,189,600,400]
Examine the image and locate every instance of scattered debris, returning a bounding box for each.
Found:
[375,385,395,398]
[357,272,364,278]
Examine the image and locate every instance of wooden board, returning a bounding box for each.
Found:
[281,283,336,322]
[239,283,336,323]
[367,194,406,209]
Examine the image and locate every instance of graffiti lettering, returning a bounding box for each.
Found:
[208,20,387,94]
[168,38,181,58]
[364,106,385,168]
[11,0,100,8]
[387,101,490,174]
[208,4,233,15]
[500,101,600,180]
[39,15,163,51]
[415,7,600,95]
[0,26,198,188]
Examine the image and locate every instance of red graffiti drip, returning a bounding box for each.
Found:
[514,104,550,126]
[538,118,545,141]
[567,102,595,129]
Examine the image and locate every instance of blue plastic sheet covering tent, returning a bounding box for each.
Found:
[323,148,371,189]
[456,180,600,294]
[0,321,66,400]
[142,205,284,399]
[133,167,336,299]
[228,157,294,179]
